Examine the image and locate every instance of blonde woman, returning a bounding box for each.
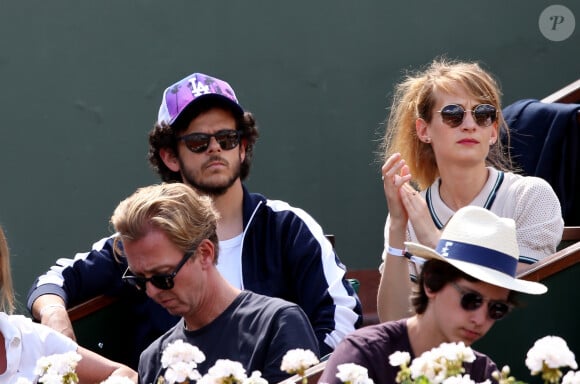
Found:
[0,225,137,383]
[377,59,563,322]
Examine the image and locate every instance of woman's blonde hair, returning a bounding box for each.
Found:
[0,225,15,314]
[380,58,513,189]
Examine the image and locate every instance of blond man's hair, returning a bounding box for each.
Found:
[111,183,219,262]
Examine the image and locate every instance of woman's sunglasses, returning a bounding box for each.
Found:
[122,249,195,291]
[436,104,497,128]
[178,130,241,153]
[450,282,511,320]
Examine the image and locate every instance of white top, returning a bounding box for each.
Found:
[216,233,244,289]
[380,167,564,273]
[0,312,78,383]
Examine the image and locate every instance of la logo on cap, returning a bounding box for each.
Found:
[189,78,210,97]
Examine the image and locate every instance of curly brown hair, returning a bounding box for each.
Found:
[148,97,259,183]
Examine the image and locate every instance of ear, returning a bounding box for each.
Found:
[424,283,437,299]
[160,148,181,173]
[416,118,430,143]
[197,239,216,269]
[490,122,499,145]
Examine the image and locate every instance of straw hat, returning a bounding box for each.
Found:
[405,206,547,294]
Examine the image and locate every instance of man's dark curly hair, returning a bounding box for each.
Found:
[411,259,517,315]
[148,97,259,183]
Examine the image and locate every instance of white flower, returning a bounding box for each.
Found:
[437,342,476,364]
[390,336,579,384]
[407,342,476,383]
[280,348,319,375]
[409,351,439,382]
[389,351,411,367]
[208,359,248,381]
[198,359,248,384]
[336,363,374,384]
[35,351,82,384]
[563,370,580,384]
[525,336,578,373]
[100,376,135,384]
[15,379,33,384]
[165,361,202,384]
[161,339,206,368]
[160,340,206,384]
[243,371,269,384]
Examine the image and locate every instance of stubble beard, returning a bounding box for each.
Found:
[179,156,242,197]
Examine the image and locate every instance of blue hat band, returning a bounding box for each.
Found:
[435,239,517,277]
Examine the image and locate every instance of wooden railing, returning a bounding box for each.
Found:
[345,269,380,326]
[541,78,580,104]
[68,294,118,322]
[560,225,580,241]
[517,226,580,282]
[540,78,580,125]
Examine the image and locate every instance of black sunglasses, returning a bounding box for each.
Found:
[450,282,511,320]
[122,249,195,291]
[178,130,241,153]
[436,104,497,128]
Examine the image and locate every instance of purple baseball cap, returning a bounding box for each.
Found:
[157,72,244,127]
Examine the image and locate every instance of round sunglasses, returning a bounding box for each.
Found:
[122,249,195,291]
[436,104,497,128]
[178,129,241,153]
[450,282,511,320]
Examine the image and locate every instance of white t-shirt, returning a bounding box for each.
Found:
[216,233,244,289]
[0,312,78,383]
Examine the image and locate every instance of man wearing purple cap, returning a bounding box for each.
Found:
[27,72,362,367]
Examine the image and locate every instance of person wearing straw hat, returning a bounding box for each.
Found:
[320,205,547,384]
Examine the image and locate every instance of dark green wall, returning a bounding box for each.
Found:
[1,1,578,317]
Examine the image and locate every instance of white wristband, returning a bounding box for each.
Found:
[409,255,426,265]
[387,246,406,257]
[39,304,66,317]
